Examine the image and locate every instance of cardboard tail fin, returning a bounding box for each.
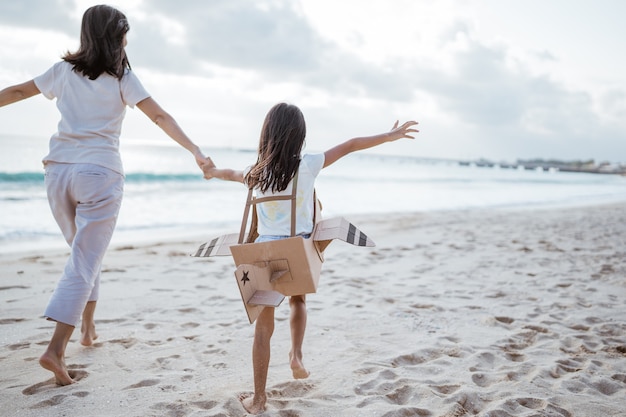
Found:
[234,264,285,324]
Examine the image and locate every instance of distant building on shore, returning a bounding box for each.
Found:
[458,158,626,175]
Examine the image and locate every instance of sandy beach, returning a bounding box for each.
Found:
[1,203,625,416]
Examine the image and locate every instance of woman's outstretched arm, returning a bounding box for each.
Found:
[136,97,210,169]
[0,80,40,107]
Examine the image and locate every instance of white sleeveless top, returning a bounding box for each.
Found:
[248,153,325,236]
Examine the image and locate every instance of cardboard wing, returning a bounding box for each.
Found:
[192,233,243,257]
[192,217,375,323]
[311,216,375,252]
[192,217,374,258]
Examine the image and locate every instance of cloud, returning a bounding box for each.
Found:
[416,29,602,136]
[0,0,76,34]
[125,1,623,161]
[131,0,323,73]
[1,1,624,162]
[127,0,418,102]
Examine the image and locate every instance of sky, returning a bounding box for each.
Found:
[0,0,624,164]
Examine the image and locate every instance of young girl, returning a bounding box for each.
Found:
[0,5,211,386]
[203,102,418,414]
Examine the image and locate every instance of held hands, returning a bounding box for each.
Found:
[201,162,244,183]
[193,150,213,170]
[388,120,419,141]
[200,157,217,179]
[194,154,216,179]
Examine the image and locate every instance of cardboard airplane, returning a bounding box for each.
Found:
[192,216,375,324]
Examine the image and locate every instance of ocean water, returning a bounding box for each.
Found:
[1,135,625,252]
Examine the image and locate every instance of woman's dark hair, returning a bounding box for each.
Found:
[63,5,130,80]
[245,103,307,193]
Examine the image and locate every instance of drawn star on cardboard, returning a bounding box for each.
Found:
[241,270,250,286]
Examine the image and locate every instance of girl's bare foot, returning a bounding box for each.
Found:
[39,351,74,386]
[289,351,310,379]
[80,321,98,346]
[239,393,266,415]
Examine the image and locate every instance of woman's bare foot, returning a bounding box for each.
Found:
[289,351,310,379]
[39,350,74,386]
[80,321,98,346]
[239,393,266,415]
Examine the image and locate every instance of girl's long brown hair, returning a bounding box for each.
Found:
[63,5,130,80]
[245,103,307,193]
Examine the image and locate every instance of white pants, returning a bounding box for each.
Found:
[43,163,124,326]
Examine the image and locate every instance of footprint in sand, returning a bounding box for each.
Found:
[203,346,227,355]
[503,352,525,362]
[514,397,547,410]
[494,316,514,324]
[471,372,499,387]
[101,267,126,273]
[30,394,67,408]
[123,379,160,389]
[562,379,587,394]
[156,354,181,368]
[30,391,90,409]
[523,324,549,333]
[354,377,378,395]
[612,374,626,383]
[178,307,200,314]
[568,324,590,331]
[269,381,315,397]
[0,284,30,291]
[190,400,218,410]
[384,384,417,405]
[390,350,440,366]
[500,330,537,351]
[109,337,138,349]
[587,378,623,396]
[549,357,585,378]
[556,357,585,372]
[446,392,490,415]
[150,399,220,415]
[96,318,127,325]
[22,369,89,395]
[498,397,548,415]
[430,384,461,395]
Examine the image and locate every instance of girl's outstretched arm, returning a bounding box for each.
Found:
[0,80,40,107]
[203,164,245,183]
[323,120,418,168]
[136,97,210,169]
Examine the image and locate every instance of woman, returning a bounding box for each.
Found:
[0,5,212,385]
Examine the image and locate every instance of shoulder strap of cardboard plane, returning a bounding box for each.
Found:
[238,172,299,244]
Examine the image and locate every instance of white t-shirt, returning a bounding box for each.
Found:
[251,153,325,236]
[34,61,150,175]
